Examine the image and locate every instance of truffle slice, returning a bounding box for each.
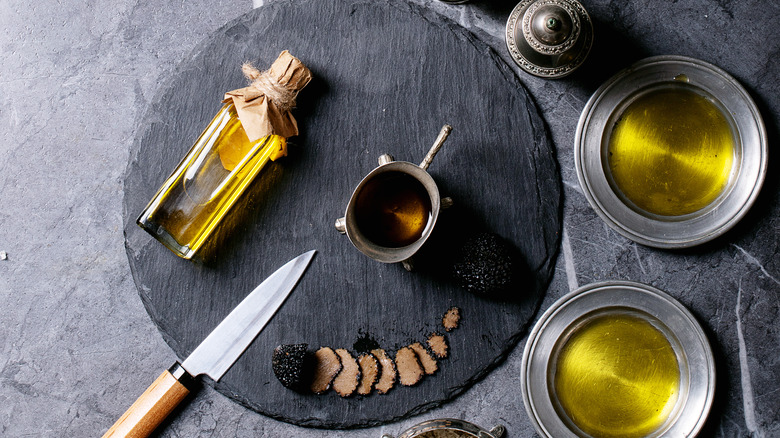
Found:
[356,353,380,395]
[395,346,424,386]
[332,349,361,397]
[272,343,312,391]
[427,333,449,359]
[442,307,461,332]
[371,349,397,394]
[310,347,342,394]
[409,342,438,375]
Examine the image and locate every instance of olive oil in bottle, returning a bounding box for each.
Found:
[607,86,735,216]
[137,103,286,259]
[354,171,432,248]
[553,313,680,438]
[137,51,311,259]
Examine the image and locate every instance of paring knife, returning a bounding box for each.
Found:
[102,250,316,438]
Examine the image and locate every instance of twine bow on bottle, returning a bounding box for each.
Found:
[240,63,299,114]
[223,50,313,142]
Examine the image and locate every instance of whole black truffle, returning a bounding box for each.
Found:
[452,232,519,297]
[272,343,313,391]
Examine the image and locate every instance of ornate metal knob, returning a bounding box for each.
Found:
[529,4,573,47]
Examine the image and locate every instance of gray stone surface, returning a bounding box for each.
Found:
[1,0,778,437]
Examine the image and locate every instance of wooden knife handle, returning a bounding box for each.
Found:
[102,363,195,438]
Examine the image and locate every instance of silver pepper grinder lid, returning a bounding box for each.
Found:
[505,0,593,78]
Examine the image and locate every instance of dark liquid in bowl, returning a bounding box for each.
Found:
[355,171,432,248]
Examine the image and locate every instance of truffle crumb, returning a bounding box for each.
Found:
[409,342,438,375]
[442,307,461,332]
[395,346,424,386]
[452,232,520,297]
[353,332,380,353]
[332,349,361,397]
[310,347,342,394]
[371,349,397,394]
[427,333,449,359]
[356,353,380,395]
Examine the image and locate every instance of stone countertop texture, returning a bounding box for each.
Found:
[1,0,777,437]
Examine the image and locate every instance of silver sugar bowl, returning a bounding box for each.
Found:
[506,0,594,78]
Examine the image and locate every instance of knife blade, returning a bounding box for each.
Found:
[102,250,316,438]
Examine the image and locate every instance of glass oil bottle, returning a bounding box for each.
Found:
[137,51,312,259]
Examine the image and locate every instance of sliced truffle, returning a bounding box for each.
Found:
[427,333,449,359]
[332,349,361,397]
[310,347,342,394]
[409,342,438,375]
[395,346,424,386]
[442,306,461,332]
[356,353,380,395]
[452,232,520,297]
[371,348,397,394]
[272,343,313,391]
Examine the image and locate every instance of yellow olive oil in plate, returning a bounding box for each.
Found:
[607,86,735,216]
[553,313,680,438]
[354,171,432,248]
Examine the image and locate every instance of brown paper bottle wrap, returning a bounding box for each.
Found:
[223,50,313,142]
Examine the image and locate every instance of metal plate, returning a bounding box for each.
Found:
[521,281,715,437]
[575,55,767,248]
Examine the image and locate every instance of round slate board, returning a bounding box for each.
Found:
[123,0,561,429]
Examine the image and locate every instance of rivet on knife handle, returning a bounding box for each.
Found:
[102,363,194,438]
